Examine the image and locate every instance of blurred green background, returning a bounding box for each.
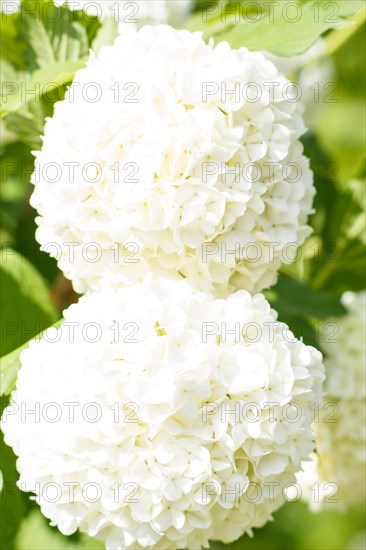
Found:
[1,1,365,549]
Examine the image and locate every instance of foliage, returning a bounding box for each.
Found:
[186,0,365,55]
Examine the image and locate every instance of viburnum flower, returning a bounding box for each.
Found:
[297,291,366,509]
[31,25,315,296]
[2,279,324,549]
[58,0,193,26]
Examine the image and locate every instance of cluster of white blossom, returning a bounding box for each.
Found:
[31,25,315,296]
[0,9,333,548]
[297,291,366,509]
[2,279,324,549]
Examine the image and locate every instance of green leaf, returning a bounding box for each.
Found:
[0,60,27,97]
[0,11,26,70]
[0,396,27,550]
[0,249,58,357]
[91,16,119,53]
[0,319,62,397]
[334,1,366,16]
[15,510,104,550]
[2,99,51,149]
[265,276,347,320]
[0,340,31,398]
[301,133,366,295]
[315,98,366,179]
[1,59,86,117]
[187,0,364,55]
[18,1,89,70]
[0,141,34,242]
[1,0,89,118]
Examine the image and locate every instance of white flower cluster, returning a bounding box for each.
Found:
[31,25,314,296]
[2,279,324,549]
[298,291,366,509]
[60,0,193,26]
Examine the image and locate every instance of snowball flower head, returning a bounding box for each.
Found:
[297,291,366,509]
[31,25,314,296]
[2,280,324,549]
[58,0,193,26]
